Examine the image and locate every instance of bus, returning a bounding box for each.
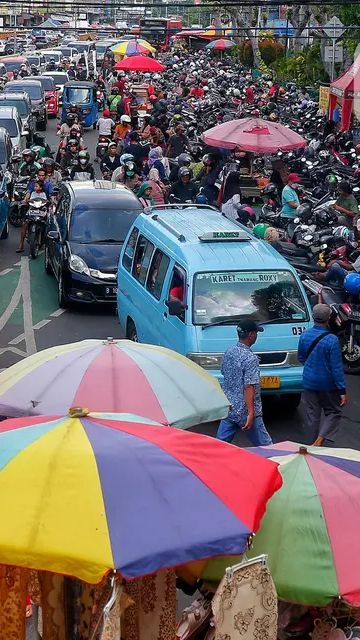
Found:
[138,17,183,46]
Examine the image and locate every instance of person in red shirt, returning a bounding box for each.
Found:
[190,84,204,98]
[114,73,127,93]
[245,85,254,104]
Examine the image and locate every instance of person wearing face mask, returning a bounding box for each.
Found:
[281,173,301,219]
[70,151,95,181]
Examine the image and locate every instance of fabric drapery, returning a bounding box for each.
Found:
[124,569,177,640]
[212,560,278,640]
[0,565,28,640]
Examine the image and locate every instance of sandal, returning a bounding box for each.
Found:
[176,596,212,640]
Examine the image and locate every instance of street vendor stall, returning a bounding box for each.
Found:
[329,53,360,132]
[203,117,307,203]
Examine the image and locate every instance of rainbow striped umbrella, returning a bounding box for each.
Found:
[0,411,282,582]
[205,38,235,51]
[193,442,360,607]
[111,39,156,55]
[0,339,229,427]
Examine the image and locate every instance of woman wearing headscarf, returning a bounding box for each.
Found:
[148,167,167,205]
[144,148,166,181]
[137,182,155,208]
[155,146,170,178]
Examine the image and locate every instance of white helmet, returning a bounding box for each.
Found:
[121,115,131,124]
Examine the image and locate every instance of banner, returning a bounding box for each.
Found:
[319,85,330,114]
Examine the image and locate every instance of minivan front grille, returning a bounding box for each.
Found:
[257,352,287,366]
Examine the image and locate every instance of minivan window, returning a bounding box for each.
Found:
[132,236,154,285]
[70,206,140,244]
[0,118,19,137]
[122,227,138,272]
[42,52,61,62]
[193,270,308,326]
[8,84,42,100]
[37,77,55,91]
[0,99,28,116]
[3,60,24,72]
[146,249,170,300]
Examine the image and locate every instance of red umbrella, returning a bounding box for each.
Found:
[114,56,165,72]
[203,117,307,152]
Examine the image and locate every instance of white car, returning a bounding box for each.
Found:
[0,106,27,155]
[41,71,69,103]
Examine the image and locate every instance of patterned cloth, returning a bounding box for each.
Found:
[212,561,277,640]
[221,342,262,422]
[0,565,28,640]
[124,569,176,640]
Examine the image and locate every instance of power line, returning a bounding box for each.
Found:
[3,0,360,7]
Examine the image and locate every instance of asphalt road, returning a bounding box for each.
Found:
[1,117,360,452]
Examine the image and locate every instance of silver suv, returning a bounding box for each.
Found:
[0,92,35,142]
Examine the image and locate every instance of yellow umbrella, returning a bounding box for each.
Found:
[111,39,156,55]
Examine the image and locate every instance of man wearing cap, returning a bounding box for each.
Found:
[281,173,301,219]
[297,303,347,446]
[216,320,272,445]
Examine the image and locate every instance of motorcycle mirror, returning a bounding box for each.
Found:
[321,244,328,249]
[294,217,300,223]
[353,187,360,193]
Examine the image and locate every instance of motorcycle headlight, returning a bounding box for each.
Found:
[69,254,90,276]
[187,352,223,370]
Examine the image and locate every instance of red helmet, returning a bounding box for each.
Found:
[149,95,157,102]
[102,109,111,118]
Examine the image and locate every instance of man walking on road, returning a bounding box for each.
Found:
[216,320,272,445]
[298,303,347,446]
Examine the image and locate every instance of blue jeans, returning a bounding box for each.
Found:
[324,263,348,286]
[216,415,273,445]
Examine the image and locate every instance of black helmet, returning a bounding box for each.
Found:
[296,203,312,221]
[68,138,79,148]
[43,158,55,170]
[69,103,78,112]
[111,87,119,95]
[177,153,191,166]
[22,148,36,162]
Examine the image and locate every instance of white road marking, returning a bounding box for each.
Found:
[0,273,22,333]
[14,261,22,267]
[0,268,13,276]
[0,346,27,357]
[20,257,37,356]
[50,309,66,318]
[8,333,25,345]
[33,319,51,330]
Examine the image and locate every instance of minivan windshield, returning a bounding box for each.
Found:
[0,98,28,116]
[3,60,24,72]
[43,73,68,85]
[0,118,19,138]
[70,207,141,243]
[42,51,61,62]
[193,270,308,326]
[7,83,42,100]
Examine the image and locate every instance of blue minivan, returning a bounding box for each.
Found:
[117,206,313,408]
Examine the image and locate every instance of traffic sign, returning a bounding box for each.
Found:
[324,45,343,62]
[323,16,345,40]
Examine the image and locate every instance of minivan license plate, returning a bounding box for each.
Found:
[260,376,280,389]
[105,286,117,295]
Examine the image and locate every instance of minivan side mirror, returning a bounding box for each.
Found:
[165,299,184,317]
[47,230,60,241]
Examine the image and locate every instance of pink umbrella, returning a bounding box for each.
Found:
[114,56,165,72]
[203,117,307,152]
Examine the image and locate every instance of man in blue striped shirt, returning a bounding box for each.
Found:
[297,304,347,446]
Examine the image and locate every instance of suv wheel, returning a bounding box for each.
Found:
[58,270,68,308]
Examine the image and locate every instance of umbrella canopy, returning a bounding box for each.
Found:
[0,411,282,582]
[111,39,156,55]
[114,56,165,72]
[199,28,234,39]
[195,442,360,606]
[205,38,235,51]
[203,117,307,152]
[0,339,229,427]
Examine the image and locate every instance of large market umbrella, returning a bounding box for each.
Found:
[199,28,234,39]
[111,39,156,56]
[203,117,307,152]
[193,442,360,607]
[0,411,282,582]
[0,339,229,427]
[205,38,235,51]
[114,56,165,72]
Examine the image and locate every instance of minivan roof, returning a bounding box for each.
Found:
[138,207,296,272]
[69,180,142,210]
[0,105,20,117]
[0,92,30,102]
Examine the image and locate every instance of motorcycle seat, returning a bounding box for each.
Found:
[278,241,309,258]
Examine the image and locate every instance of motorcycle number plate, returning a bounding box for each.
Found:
[260,376,280,389]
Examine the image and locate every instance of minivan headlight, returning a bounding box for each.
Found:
[69,254,90,276]
[187,352,223,370]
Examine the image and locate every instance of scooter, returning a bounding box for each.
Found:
[26,198,49,258]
